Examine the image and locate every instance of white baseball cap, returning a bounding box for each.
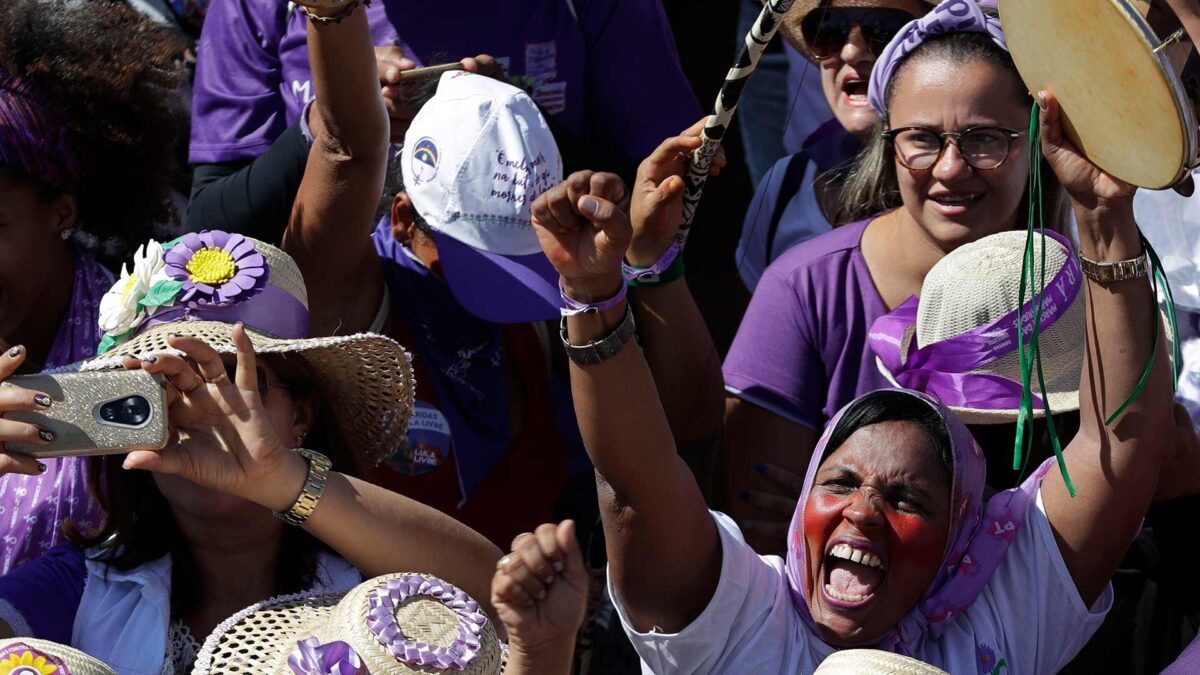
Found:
[401,71,564,323]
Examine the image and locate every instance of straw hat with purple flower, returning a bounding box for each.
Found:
[86,230,415,466]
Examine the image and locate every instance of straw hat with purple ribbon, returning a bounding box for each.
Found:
[191,572,503,675]
[0,638,116,675]
[869,230,1085,424]
[80,231,415,466]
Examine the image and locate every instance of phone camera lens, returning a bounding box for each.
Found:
[98,396,150,427]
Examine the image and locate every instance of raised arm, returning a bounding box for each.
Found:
[1038,92,1177,606]
[529,174,721,634]
[281,3,390,336]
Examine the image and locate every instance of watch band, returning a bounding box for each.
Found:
[560,304,637,366]
[1078,252,1148,283]
[273,448,332,526]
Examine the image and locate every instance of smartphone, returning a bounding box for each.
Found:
[2,370,169,458]
[398,62,465,81]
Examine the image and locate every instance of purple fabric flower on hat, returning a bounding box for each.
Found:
[287,638,367,675]
[164,231,268,307]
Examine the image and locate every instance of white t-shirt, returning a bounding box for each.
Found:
[609,490,1111,675]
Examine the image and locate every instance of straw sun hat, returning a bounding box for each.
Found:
[814,649,949,674]
[80,231,415,465]
[872,230,1084,425]
[192,573,503,675]
[788,0,937,63]
[0,638,116,675]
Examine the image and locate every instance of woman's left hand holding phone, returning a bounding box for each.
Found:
[0,345,54,476]
[120,324,307,512]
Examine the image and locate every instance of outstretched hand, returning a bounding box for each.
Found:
[492,521,588,662]
[628,117,726,267]
[120,325,305,512]
[1037,90,1136,210]
[530,171,632,301]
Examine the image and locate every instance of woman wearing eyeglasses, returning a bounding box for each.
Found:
[722,0,1074,554]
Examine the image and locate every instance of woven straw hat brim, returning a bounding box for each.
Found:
[814,649,949,674]
[788,0,937,63]
[80,321,415,467]
[193,575,502,675]
[0,637,117,675]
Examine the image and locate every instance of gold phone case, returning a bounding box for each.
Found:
[3,370,168,458]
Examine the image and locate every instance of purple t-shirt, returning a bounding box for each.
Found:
[0,544,85,644]
[724,219,890,430]
[190,0,700,165]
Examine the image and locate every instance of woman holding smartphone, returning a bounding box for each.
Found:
[0,1,505,672]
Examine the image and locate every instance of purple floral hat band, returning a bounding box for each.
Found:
[143,231,308,339]
[867,0,1006,116]
[0,68,82,193]
[868,229,1080,411]
[97,231,310,354]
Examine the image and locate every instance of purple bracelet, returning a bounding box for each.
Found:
[559,278,627,317]
[622,241,682,282]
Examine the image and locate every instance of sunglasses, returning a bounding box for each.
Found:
[799,7,916,61]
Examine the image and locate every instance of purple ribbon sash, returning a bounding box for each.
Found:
[140,284,310,340]
[868,230,1080,410]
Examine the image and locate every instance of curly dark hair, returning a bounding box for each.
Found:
[0,0,188,252]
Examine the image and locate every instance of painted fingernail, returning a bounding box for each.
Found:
[739,489,751,502]
[553,561,564,573]
[753,462,767,474]
[7,346,21,358]
[1036,90,1048,111]
[34,394,51,408]
[580,197,599,215]
[38,429,55,442]
[37,462,47,474]
[141,355,157,364]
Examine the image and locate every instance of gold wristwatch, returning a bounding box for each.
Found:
[1078,252,1148,283]
[273,448,332,526]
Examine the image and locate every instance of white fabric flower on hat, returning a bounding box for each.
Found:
[98,240,169,337]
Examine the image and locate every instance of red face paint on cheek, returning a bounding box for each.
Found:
[802,493,846,587]
[884,511,947,569]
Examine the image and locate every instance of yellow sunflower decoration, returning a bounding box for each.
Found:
[0,648,59,675]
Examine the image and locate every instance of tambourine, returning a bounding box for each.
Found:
[1001,0,1200,191]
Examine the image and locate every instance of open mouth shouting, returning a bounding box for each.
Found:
[822,538,888,608]
[840,74,870,107]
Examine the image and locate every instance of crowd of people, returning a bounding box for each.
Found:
[1,0,1199,673]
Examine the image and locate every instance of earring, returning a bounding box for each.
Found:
[295,435,306,448]
[59,228,73,241]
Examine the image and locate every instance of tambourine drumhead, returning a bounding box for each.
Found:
[1001,0,1198,189]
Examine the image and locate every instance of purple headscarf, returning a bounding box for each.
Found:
[785,389,1053,655]
[867,0,1007,116]
[0,69,82,192]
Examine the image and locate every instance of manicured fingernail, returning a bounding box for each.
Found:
[34,394,51,408]
[8,346,21,358]
[553,561,564,573]
[739,489,751,502]
[37,462,47,473]
[1036,90,1048,111]
[141,355,157,364]
[386,66,399,82]
[753,462,766,474]
[580,197,599,215]
[38,429,55,442]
